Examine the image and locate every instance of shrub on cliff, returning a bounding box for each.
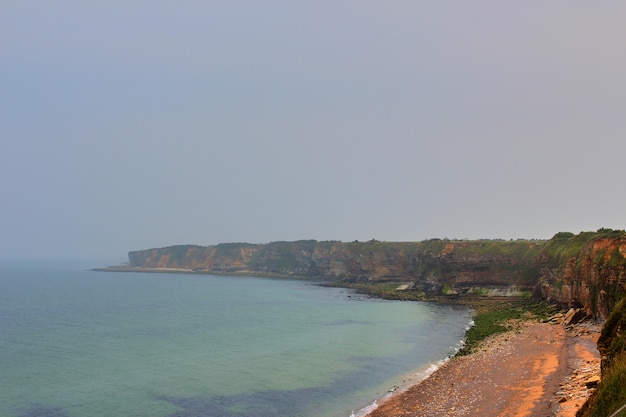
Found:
[598,297,626,370]
[577,296,626,417]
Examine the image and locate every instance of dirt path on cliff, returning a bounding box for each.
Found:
[366,321,600,417]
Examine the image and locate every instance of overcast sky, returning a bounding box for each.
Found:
[1,1,625,261]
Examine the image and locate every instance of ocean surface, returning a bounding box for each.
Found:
[0,260,471,417]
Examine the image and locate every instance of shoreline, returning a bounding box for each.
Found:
[94,266,602,417]
[353,358,451,417]
[91,265,312,280]
[363,320,601,417]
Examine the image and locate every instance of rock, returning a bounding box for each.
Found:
[562,308,590,326]
[562,308,577,325]
[585,376,600,388]
[546,312,565,323]
[537,232,626,321]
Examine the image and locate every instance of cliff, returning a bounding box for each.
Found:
[127,230,626,317]
[535,229,626,320]
[129,239,545,294]
[125,230,626,416]
[576,296,626,417]
[535,230,626,417]
[128,243,260,272]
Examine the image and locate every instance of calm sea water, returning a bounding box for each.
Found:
[0,260,471,417]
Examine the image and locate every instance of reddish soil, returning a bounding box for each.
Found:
[366,321,600,417]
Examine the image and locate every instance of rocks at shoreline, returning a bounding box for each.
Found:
[546,308,593,327]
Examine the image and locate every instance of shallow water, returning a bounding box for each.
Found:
[0,260,470,417]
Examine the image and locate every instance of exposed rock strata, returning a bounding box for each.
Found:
[127,230,626,319]
[535,231,626,320]
[129,239,544,292]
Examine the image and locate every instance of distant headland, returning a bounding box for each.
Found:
[100,229,625,320]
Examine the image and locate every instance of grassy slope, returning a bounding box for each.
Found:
[577,297,626,417]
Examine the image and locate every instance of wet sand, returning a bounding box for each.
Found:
[366,321,600,417]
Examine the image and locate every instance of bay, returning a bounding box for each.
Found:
[0,260,470,417]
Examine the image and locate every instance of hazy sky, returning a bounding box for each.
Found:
[2,1,625,261]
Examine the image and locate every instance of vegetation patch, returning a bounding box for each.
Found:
[441,282,455,295]
[468,287,490,296]
[578,295,626,417]
[607,246,626,269]
[347,240,417,257]
[457,300,557,356]
[542,229,625,269]
[598,297,626,369]
[450,239,546,259]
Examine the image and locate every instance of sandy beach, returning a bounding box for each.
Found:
[366,320,601,417]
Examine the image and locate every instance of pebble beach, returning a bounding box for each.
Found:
[365,320,601,417]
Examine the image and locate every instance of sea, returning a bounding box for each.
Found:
[0,259,472,417]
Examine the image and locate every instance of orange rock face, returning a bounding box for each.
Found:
[537,234,626,320]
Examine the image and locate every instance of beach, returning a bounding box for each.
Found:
[366,320,601,417]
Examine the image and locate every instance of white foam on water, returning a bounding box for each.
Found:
[350,315,474,417]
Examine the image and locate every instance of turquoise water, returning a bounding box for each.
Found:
[0,260,470,417]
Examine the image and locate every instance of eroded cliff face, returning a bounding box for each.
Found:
[128,239,544,293]
[127,230,626,315]
[535,231,626,320]
[411,240,543,294]
[128,243,259,271]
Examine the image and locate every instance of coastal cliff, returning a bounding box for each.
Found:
[535,229,626,320]
[129,239,544,294]
[127,230,626,318]
[123,229,626,416]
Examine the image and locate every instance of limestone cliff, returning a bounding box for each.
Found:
[128,243,259,272]
[127,230,626,317]
[410,239,543,294]
[535,230,626,320]
[128,239,544,293]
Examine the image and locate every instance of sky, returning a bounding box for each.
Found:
[1,1,625,261]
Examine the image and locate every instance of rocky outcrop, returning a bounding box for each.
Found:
[535,230,626,320]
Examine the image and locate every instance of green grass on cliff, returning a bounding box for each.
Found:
[599,298,626,367]
[578,296,626,417]
[543,229,626,268]
[342,238,546,261]
[346,239,417,256]
[413,238,545,260]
